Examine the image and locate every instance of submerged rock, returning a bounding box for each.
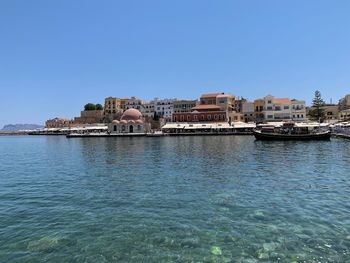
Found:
[253,210,265,220]
[257,251,269,259]
[262,242,279,252]
[27,236,66,252]
[211,246,223,256]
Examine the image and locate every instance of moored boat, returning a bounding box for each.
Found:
[253,122,331,141]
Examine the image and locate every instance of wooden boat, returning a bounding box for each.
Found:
[253,122,331,141]
[253,130,331,140]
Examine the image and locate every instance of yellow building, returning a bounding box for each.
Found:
[104,97,124,122]
[254,99,264,123]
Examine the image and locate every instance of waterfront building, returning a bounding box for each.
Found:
[200,93,236,112]
[172,93,241,122]
[173,100,198,113]
[254,99,265,123]
[263,95,292,121]
[307,104,339,122]
[291,99,306,121]
[108,108,150,134]
[310,104,339,122]
[172,93,244,122]
[125,97,145,110]
[104,97,124,122]
[173,106,227,122]
[234,97,247,114]
[242,101,255,122]
[140,102,155,119]
[259,95,306,122]
[151,98,177,121]
[46,117,71,128]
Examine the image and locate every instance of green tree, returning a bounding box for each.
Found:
[84,103,96,111]
[309,90,325,122]
[96,104,103,110]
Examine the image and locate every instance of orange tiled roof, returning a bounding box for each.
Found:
[273,98,291,104]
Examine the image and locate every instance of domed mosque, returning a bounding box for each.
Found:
[108,108,150,134]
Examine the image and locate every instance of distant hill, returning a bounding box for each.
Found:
[0,124,44,132]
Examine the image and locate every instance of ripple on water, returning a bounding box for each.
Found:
[0,136,349,262]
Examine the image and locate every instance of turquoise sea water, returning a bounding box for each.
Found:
[0,135,349,263]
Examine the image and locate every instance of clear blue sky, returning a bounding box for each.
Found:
[0,0,349,127]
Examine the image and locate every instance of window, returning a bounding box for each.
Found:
[207,115,211,120]
[267,115,273,119]
[114,125,117,131]
[194,115,198,120]
[187,115,191,121]
[201,115,205,120]
[284,106,289,109]
[268,100,272,104]
[214,115,218,120]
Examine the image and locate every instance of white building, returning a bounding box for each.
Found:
[242,101,255,122]
[140,102,155,119]
[151,98,177,121]
[263,95,291,121]
[125,97,144,110]
[262,95,306,122]
[291,99,306,121]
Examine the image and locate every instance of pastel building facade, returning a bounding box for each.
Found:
[261,95,306,122]
[125,97,144,110]
[172,93,242,122]
[151,98,177,120]
[104,97,124,122]
[291,99,306,121]
[242,102,255,122]
[254,99,265,123]
[173,100,198,113]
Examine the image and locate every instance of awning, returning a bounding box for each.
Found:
[161,123,185,129]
